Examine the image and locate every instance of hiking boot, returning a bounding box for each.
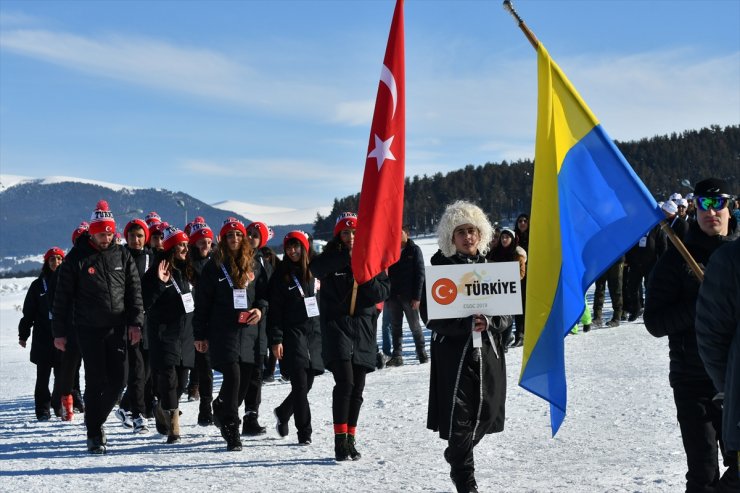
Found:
[274,408,289,438]
[450,472,479,493]
[418,351,429,364]
[87,429,107,455]
[297,431,312,445]
[73,390,85,413]
[386,355,403,367]
[376,351,386,370]
[132,416,149,434]
[241,411,266,436]
[36,409,51,421]
[166,410,180,444]
[628,308,643,322]
[115,407,133,428]
[334,433,350,461]
[61,394,74,422]
[197,410,214,427]
[221,423,242,452]
[606,319,620,328]
[187,386,200,402]
[347,434,361,461]
[263,374,275,383]
[582,324,591,333]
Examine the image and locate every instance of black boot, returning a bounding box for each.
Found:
[347,434,361,460]
[334,433,350,461]
[212,397,223,429]
[221,422,242,452]
[241,411,266,436]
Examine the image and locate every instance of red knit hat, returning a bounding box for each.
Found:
[283,230,310,253]
[246,221,270,249]
[188,221,214,245]
[220,217,246,239]
[334,212,358,237]
[44,247,65,262]
[145,211,161,227]
[162,225,189,252]
[184,216,206,236]
[71,222,89,245]
[124,219,150,244]
[89,200,116,235]
[151,221,169,237]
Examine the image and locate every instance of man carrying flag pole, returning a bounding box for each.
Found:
[503,0,664,436]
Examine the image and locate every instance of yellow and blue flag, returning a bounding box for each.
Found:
[519,43,663,436]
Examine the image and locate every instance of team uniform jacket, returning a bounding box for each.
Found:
[142,258,195,370]
[309,246,390,372]
[267,260,324,378]
[52,239,144,336]
[18,272,60,365]
[192,258,269,369]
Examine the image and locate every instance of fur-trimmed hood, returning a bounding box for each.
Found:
[436,200,493,257]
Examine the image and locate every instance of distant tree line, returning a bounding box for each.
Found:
[313,125,739,239]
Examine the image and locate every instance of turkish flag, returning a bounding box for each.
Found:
[352,0,405,284]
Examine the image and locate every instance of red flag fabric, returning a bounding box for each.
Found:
[352,0,405,284]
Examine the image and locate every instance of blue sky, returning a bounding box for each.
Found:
[1,0,738,210]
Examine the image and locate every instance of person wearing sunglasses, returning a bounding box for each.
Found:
[645,178,739,492]
[193,217,268,451]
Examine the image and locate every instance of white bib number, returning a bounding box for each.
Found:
[181,292,195,313]
[304,296,320,317]
[233,288,249,309]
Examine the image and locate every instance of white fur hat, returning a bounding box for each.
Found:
[436,200,493,257]
[662,200,678,215]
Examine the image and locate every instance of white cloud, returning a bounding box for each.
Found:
[332,99,375,126]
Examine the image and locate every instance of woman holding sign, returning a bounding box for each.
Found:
[268,230,323,445]
[193,217,269,451]
[142,225,195,444]
[309,212,390,462]
[421,201,511,493]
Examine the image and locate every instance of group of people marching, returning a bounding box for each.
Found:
[17,178,739,492]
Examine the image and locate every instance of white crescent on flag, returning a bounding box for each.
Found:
[379,64,397,119]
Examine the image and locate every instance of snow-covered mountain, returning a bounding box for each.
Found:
[0,175,320,271]
[211,200,332,227]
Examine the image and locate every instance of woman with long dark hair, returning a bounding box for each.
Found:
[512,214,530,347]
[142,225,195,444]
[18,247,65,420]
[309,212,390,461]
[193,218,268,451]
[487,227,527,348]
[269,231,323,445]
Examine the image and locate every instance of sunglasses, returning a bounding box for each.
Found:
[695,196,729,211]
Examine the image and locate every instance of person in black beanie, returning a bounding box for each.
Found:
[645,178,739,492]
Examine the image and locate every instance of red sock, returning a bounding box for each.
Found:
[334,423,347,435]
[347,426,356,436]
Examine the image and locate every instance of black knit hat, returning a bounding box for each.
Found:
[693,178,732,198]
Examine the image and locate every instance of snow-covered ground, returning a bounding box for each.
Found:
[0,238,693,492]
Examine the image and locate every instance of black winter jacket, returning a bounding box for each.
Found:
[267,260,324,378]
[142,258,195,370]
[254,250,273,356]
[388,238,425,302]
[19,273,60,365]
[644,221,739,390]
[53,239,144,337]
[696,239,740,451]
[421,250,511,440]
[193,258,269,369]
[309,243,390,372]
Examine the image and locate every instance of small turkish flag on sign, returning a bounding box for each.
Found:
[352,0,405,285]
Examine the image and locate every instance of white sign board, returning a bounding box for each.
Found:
[424,262,523,320]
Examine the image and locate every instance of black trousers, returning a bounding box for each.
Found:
[674,388,739,492]
[77,326,127,438]
[54,338,82,396]
[158,365,187,410]
[34,363,59,415]
[215,362,255,426]
[593,261,623,320]
[242,359,263,415]
[120,343,149,417]
[386,297,425,357]
[625,263,652,315]
[330,360,367,427]
[194,350,214,414]
[275,369,315,436]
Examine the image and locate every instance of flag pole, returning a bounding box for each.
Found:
[501,0,705,283]
[502,0,539,50]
